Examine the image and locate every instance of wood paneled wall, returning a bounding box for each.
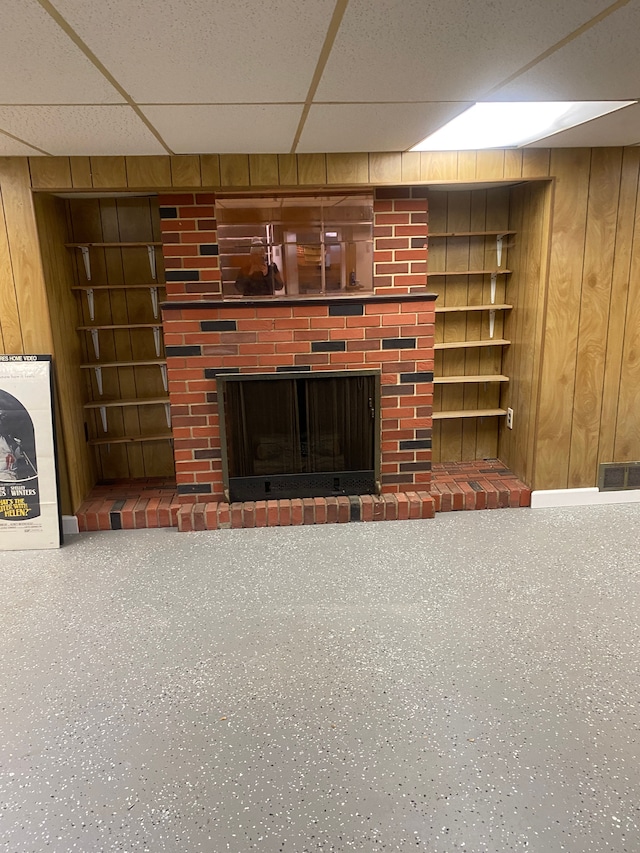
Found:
[2,150,640,495]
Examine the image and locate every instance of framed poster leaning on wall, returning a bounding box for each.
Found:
[0,355,61,550]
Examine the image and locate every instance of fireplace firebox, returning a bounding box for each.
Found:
[219,370,380,502]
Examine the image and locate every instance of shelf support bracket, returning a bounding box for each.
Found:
[85,288,95,321]
[80,246,91,281]
[99,406,108,433]
[489,310,496,339]
[164,403,172,429]
[153,326,161,358]
[147,245,157,280]
[150,286,159,318]
[490,272,497,305]
[160,363,168,392]
[90,328,100,360]
[93,366,103,396]
[496,234,504,268]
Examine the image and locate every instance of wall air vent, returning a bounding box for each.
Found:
[598,462,640,491]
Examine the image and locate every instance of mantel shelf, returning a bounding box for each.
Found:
[433,408,508,420]
[89,433,173,446]
[427,269,511,277]
[80,359,166,369]
[428,231,516,238]
[435,303,512,313]
[66,242,162,248]
[434,338,510,350]
[84,397,169,409]
[434,374,510,384]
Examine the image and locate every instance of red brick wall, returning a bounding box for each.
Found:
[162,296,435,501]
[158,188,428,301]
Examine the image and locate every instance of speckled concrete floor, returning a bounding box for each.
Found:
[1,505,640,853]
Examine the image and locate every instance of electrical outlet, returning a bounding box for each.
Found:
[506,407,514,429]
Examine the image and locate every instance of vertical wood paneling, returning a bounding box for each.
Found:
[170,155,202,188]
[522,149,551,178]
[70,156,92,188]
[278,154,298,186]
[369,153,402,184]
[0,189,23,353]
[220,154,250,187]
[420,152,458,182]
[456,151,477,181]
[535,149,592,489]
[28,157,72,189]
[568,148,623,486]
[475,150,505,181]
[326,153,368,184]
[599,148,640,463]
[200,154,221,187]
[0,158,54,354]
[503,150,523,180]
[34,194,96,511]
[401,152,421,183]
[125,156,171,187]
[297,154,327,185]
[249,154,279,186]
[91,156,127,188]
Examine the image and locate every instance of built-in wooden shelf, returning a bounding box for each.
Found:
[433,408,508,420]
[433,374,510,384]
[77,323,161,331]
[80,359,166,369]
[435,303,512,313]
[428,230,516,238]
[434,338,510,350]
[66,242,162,248]
[427,269,511,277]
[84,397,169,410]
[88,433,173,446]
[72,284,165,291]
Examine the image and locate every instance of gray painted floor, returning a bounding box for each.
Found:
[1,505,640,853]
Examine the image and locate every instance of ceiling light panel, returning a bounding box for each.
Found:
[0,0,122,105]
[526,102,640,147]
[0,106,166,155]
[491,3,640,101]
[140,104,302,153]
[52,0,336,104]
[315,0,613,103]
[298,102,470,152]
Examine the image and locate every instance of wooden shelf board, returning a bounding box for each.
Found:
[85,397,169,409]
[72,284,165,291]
[433,408,507,420]
[427,269,512,276]
[77,323,161,331]
[428,230,516,238]
[89,433,173,446]
[434,374,510,384]
[66,242,162,248]
[80,359,166,369]
[434,338,510,350]
[436,303,512,313]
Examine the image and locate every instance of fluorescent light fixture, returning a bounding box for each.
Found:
[410,101,636,150]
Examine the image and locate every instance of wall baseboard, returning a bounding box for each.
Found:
[62,515,80,535]
[531,487,640,509]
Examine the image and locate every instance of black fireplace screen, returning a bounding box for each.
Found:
[220,372,379,501]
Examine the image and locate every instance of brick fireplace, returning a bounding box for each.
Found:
[158,187,437,529]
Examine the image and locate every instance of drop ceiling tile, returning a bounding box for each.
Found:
[526,103,640,147]
[0,106,166,156]
[0,133,44,156]
[491,3,640,100]
[315,0,612,102]
[141,105,301,153]
[52,0,335,104]
[297,103,470,153]
[0,0,122,104]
